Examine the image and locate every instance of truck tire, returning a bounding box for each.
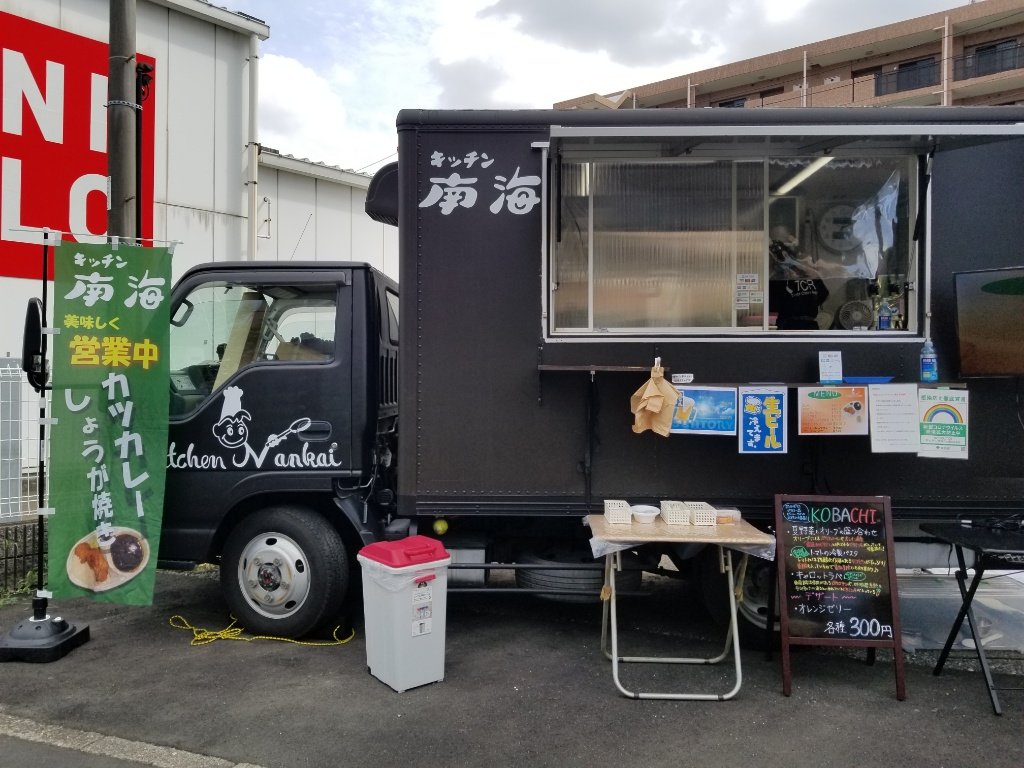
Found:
[515,546,643,602]
[221,508,348,638]
[697,546,776,650]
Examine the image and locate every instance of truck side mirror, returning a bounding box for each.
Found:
[171,298,193,327]
[22,298,46,392]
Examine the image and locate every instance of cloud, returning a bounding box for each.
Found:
[258,54,347,161]
[477,0,960,78]
[430,59,513,109]
[479,0,712,66]
[244,0,961,171]
[258,53,400,171]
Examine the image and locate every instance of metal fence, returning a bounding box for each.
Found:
[1,360,47,593]
[1,520,42,594]
[0,360,45,522]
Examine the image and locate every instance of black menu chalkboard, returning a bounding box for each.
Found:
[775,494,905,700]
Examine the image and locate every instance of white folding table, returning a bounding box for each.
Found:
[589,514,775,701]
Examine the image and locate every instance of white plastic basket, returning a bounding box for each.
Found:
[659,500,690,525]
[685,501,717,526]
[603,499,632,525]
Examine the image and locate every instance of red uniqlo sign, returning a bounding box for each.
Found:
[0,11,155,279]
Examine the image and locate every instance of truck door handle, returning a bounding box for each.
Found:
[297,421,332,441]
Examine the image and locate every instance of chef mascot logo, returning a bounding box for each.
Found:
[212,386,310,468]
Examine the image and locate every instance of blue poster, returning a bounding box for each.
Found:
[738,387,788,454]
[670,387,737,435]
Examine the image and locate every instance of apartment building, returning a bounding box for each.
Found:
[556,0,1024,110]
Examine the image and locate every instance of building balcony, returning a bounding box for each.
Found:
[954,44,1024,82]
[874,62,939,97]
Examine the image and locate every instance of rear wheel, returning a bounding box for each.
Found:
[697,546,777,650]
[515,545,643,602]
[221,508,349,638]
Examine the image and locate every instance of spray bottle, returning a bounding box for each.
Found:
[920,338,938,382]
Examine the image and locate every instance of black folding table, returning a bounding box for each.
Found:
[920,522,1024,715]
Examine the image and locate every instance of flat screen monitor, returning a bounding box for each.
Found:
[954,266,1024,378]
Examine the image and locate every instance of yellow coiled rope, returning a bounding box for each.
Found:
[169,614,356,647]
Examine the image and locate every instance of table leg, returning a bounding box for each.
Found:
[600,554,612,659]
[932,546,1002,716]
[723,549,744,699]
[602,547,743,701]
[607,552,634,698]
[960,570,1002,716]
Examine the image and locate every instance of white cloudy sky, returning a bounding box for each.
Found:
[230,0,967,174]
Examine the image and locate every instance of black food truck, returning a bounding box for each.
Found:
[157,107,1024,639]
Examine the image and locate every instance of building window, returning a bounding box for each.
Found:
[717,96,747,108]
[548,137,916,337]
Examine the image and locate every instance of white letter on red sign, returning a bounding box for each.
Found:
[90,72,107,153]
[2,49,65,143]
[0,156,33,243]
[69,173,108,243]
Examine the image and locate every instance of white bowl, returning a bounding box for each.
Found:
[631,505,659,524]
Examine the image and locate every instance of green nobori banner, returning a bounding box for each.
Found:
[48,241,171,604]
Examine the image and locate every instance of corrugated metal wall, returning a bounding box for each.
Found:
[0,0,398,357]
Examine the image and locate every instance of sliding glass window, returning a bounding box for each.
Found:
[549,141,915,338]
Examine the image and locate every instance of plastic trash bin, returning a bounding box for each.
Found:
[357,535,451,692]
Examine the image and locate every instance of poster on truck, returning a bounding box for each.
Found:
[918,388,969,460]
[738,387,788,454]
[48,241,171,604]
[797,386,869,436]
[670,386,737,435]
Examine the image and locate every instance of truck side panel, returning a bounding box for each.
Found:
[397,110,1024,524]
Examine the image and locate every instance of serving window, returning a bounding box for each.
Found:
[546,128,921,339]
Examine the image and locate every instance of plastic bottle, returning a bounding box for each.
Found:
[877,300,893,330]
[920,338,938,382]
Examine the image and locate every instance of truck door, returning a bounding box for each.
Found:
[160,269,353,563]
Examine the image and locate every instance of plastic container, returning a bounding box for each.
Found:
[604,499,632,525]
[660,500,690,525]
[357,535,451,692]
[715,508,742,525]
[684,501,718,526]
[631,505,659,524]
[920,338,938,383]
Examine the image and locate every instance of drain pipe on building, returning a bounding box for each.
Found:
[246,32,260,260]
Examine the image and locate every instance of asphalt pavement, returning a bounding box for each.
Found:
[0,569,1021,768]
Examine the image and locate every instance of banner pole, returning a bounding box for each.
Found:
[0,233,90,662]
[31,235,50,620]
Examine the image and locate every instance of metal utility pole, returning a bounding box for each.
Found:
[107,0,137,239]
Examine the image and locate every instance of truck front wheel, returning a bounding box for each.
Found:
[221,508,349,638]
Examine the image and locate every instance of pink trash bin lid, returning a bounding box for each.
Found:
[358,535,449,567]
